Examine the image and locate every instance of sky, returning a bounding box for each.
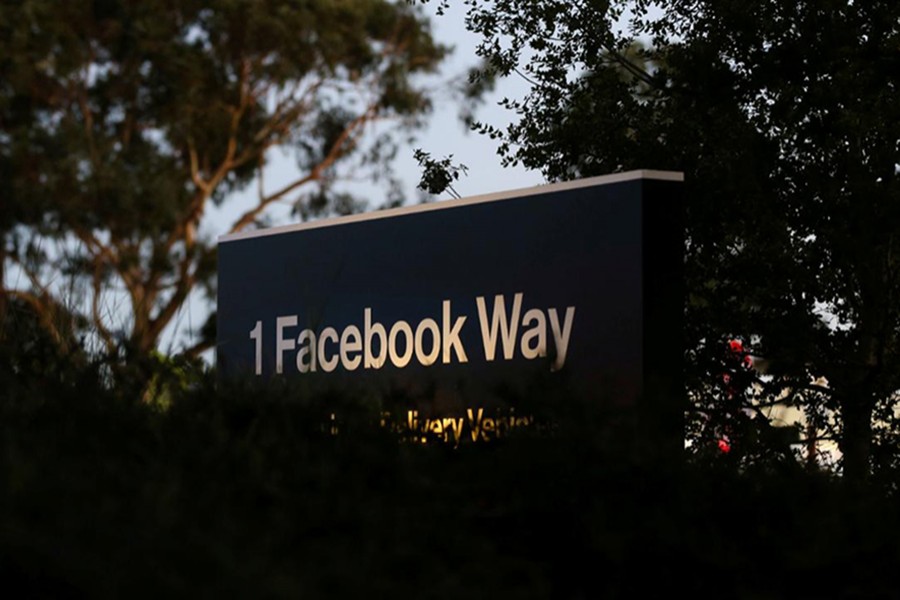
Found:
[164,3,545,357]
[387,3,546,200]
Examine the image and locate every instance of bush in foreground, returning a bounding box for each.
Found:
[1,376,899,597]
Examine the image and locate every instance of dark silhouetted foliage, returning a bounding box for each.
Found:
[1,377,900,597]
[420,0,900,481]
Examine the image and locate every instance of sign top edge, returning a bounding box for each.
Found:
[218,169,684,244]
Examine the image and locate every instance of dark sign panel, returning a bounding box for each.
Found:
[217,171,683,419]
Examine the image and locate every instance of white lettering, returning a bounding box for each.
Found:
[365,308,387,369]
[520,308,547,360]
[414,318,441,366]
[442,300,467,364]
[276,315,297,374]
[340,325,362,371]
[265,294,573,377]
[296,329,317,373]
[548,307,576,371]
[249,320,262,375]
[476,293,522,361]
[388,320,414,367]
[318,327,339,372]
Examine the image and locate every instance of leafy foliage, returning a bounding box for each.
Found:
[424,0,900,480]
[0,0,447,373]
[1,380,899,596]
[413,148,468,198]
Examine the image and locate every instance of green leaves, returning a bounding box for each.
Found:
[1,0,447,366]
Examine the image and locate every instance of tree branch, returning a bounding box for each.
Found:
[183,336,214,359]
[187,138,211,195]
[147,251,196,348]
[229,106,378,234]
[5,289,68,350]
[90,263,117,356]
[601,43,659,89]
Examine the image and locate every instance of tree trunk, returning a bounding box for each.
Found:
[0,244,6,340]
[839,390,874,484]
[838,285,884,484]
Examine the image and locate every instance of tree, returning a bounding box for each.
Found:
[0,0,446,378]
[428,0,900,481]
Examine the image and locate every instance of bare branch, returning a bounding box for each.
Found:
[231,173,316,234]
[91,265,117,356]
[600,43,659,89]
[183,336,214,359]
[187,138,211,194]
[513,67,541,88]
[229,106,379,234]
[147,243,197,346]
